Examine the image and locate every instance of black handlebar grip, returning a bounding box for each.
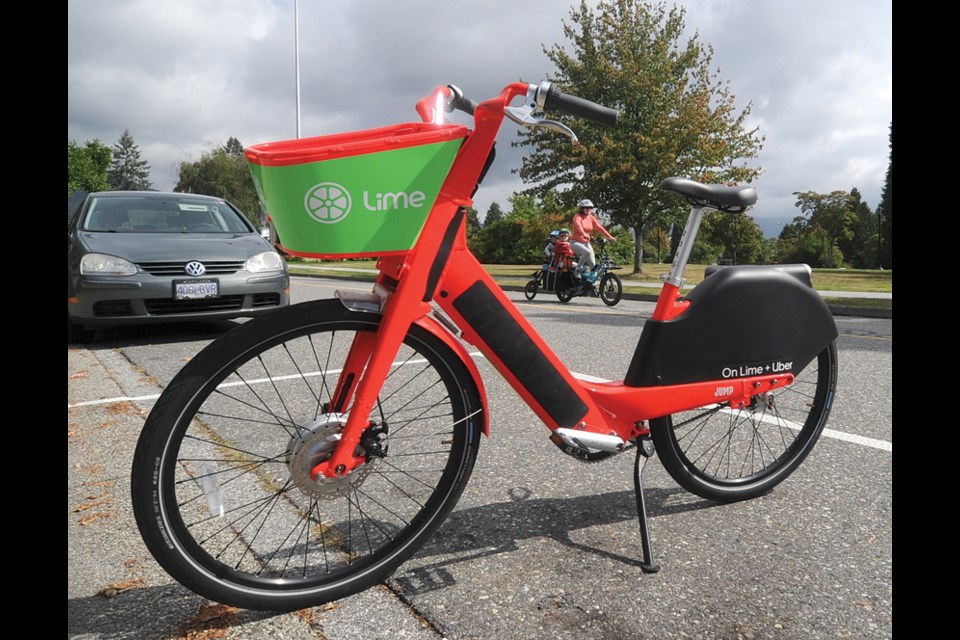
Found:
[542,85,618,127]
[445,85,477,116]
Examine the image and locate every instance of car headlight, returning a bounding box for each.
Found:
[80,253,137,276]
[245,251,285,273]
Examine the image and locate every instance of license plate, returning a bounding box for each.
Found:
[174,278,219,300]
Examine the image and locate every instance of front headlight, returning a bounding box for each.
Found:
[245,251,285,273]
[80,253,137,276]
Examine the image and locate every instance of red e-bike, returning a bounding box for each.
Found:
[131,80,838,611]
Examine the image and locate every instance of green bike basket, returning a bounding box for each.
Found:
[245,122,469,258]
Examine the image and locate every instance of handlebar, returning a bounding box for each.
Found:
[441,81,618,129]
[534,81,618,127]
[413,81,618,201]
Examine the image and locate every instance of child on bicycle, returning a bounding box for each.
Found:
[554,228,580,281]
[544,230,560,267]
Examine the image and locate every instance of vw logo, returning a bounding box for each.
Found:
[185,261,206,276]
[305,182,352,224]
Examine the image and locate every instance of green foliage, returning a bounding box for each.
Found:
[776,212,844,268]
[700,211,765,265]
[68,139,112,196]
[844,188,881,269]
[174,137,261,227]
[108,130,153,191]
[475,194,563,263]
[465,207,483,248]
[877,123,892,268]
[643,224,670,263]
[792,190,859,268]
[483,202,505,227]
[516,0,764,273]
[469,190,638,265]
[603,228,635,265]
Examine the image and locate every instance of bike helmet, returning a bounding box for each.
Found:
[549,230,560,237]
[578,199,595,209]
[559,228,570,235]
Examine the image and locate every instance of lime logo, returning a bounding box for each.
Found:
[305,182,352,224]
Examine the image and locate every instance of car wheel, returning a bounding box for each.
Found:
[68,314,95,344]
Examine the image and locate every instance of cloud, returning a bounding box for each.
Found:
[68,0,891,222]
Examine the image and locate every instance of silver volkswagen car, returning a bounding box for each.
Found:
[68,191,290,342]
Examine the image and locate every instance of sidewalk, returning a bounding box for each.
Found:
[288,264,892,318]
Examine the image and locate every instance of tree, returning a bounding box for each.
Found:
[516,0,763,273]
[877,123,892,268]
[793,190,858,268]
[483,202,505,227]
[175,137,261,227]
[108,130,153,191]
[68,139,112,196]
[465,206,483,248]
[776,215,821,266]
[700,211,765,265]
[846,188,878,269]
[644,224,670,263]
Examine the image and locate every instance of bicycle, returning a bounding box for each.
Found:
[554,237,623,305]
[523,254,565,300]
[131,80,838,612]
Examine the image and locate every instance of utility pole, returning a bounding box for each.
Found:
[295,0,301,138]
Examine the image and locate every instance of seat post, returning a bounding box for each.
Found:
[661,205,705,289]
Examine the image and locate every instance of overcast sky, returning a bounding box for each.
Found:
[68,0,891,226]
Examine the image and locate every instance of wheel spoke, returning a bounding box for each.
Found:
[132,302,481,609]
[651,344,836,501]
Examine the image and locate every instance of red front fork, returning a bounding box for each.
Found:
[310,83,531,480]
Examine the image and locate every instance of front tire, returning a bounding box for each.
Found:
[524,279,538,301]
[598,273,622,306]
[650,342,837,503]
[130,299,483,611]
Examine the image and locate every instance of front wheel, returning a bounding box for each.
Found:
[650,342,837,503]
[130,300,483,611]
[598,273,622,306]
[524,279,538,300]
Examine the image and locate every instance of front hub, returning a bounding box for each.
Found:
[286,413,377,500]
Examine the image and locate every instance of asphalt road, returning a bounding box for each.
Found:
[67,275,893,639]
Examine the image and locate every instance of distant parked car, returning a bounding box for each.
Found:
[68,191,290,342]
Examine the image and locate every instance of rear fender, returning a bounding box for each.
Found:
[625,264,838,387]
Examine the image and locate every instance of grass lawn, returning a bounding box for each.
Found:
[289,258,891,294]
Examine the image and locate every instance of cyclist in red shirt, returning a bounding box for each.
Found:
[571,199,615,269]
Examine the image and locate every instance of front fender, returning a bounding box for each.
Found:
[414,314,490,437]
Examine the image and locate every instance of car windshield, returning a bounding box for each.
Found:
[82,196,252,233]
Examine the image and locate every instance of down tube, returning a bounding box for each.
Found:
[434,249,627,439]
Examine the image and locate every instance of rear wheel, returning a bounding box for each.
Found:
[524,279,538,300]
[556,273,576,303]
[651,342,837,502]
[598,273,622,306]
[131,299,483,611]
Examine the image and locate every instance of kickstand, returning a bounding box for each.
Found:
[633,435,660,573]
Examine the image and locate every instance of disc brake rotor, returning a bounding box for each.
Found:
[286,413,377,500]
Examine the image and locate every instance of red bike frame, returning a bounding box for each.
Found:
[312,83,794,480]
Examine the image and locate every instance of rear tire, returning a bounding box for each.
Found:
[650,342,837,503]
[131,299,483,610]
[556,273,575,303]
